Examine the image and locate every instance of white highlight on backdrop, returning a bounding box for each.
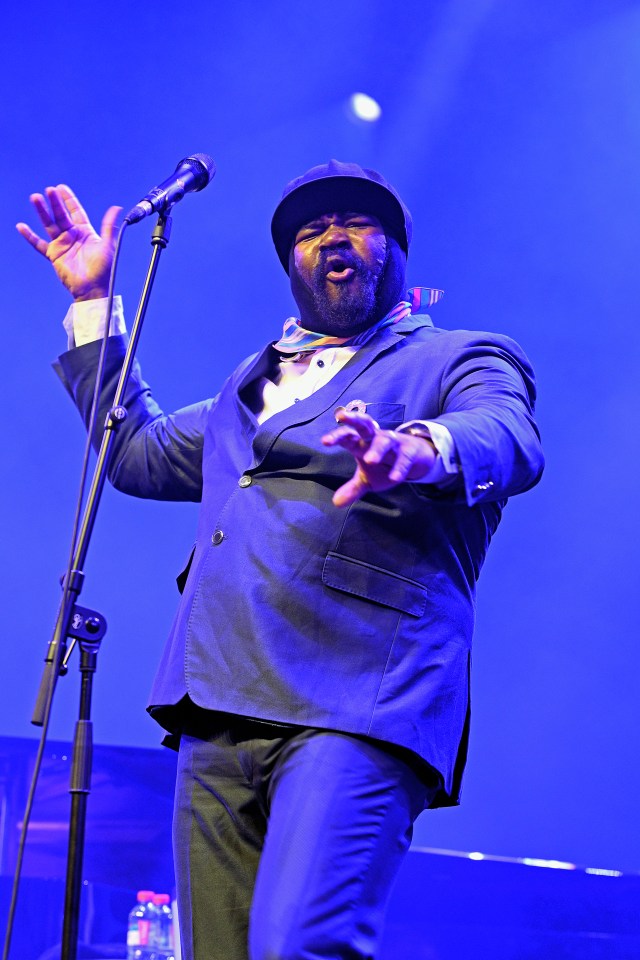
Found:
[348,92,382,121]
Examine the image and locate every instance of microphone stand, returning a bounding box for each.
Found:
[30,210,174,960]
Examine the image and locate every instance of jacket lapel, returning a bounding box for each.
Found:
[236,315,434,469]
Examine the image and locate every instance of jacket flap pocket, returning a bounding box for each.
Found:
[322,551,427,617]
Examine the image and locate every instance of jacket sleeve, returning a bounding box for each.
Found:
[424,332,544,507]
[54,335,212,502]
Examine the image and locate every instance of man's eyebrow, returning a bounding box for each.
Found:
[298,212,374,230]
[299,217,326,229]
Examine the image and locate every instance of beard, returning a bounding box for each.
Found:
[308,246,387,336]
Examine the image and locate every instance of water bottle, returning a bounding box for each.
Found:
[171,896,182,960]
[127,890,156,960]
[153,893,175,960]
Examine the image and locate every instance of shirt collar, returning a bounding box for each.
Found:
[273,286,443,358]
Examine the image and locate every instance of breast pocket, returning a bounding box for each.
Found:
[361,402,406,430]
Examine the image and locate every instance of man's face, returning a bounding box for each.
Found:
[289,211,389,335]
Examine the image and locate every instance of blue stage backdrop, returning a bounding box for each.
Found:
[3,0,639,874]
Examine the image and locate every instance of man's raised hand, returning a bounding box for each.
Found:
[16,185,122,302]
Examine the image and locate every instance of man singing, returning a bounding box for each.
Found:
[18,160,544,960]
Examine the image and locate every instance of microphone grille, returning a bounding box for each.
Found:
[178,153,216,189]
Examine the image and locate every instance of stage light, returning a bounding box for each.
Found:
[349,93,382,122]
[521,858,576,870]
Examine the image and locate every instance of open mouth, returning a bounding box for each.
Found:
[324,256,356,283]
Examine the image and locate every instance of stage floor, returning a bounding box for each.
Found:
[0,736,637,959]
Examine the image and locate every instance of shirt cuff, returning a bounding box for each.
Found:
[397,420,461,485]
[62,296,126,349]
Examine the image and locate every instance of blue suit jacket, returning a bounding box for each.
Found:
[56,312,543,807]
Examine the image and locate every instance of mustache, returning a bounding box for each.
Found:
[313,249,365,281]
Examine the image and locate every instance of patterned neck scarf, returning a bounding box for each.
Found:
[273,286,444,359]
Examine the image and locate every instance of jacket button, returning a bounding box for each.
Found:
[238,475,252,488]
[211,530,224,545]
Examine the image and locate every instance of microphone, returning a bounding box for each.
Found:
[124,153,216,224]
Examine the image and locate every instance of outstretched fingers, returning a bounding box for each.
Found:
[362,431,398,465]
[45,185,75,233]
[17,187,76,248]
[56,184,92,226]
[332,468,370,508]
[386,443,416,482]
[363,431,425,481]
[15,220,49,256]
[18,183,119,298]
[16,189,63,253]
[321,408,439,507]
[321,423,367,452]
[29,191,56,230]
[16,187,76,258]
[100,204,123,244]
[322,410,378,449]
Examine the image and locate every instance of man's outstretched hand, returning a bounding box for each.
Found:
[321,409,438,507]
[16,185,122,302]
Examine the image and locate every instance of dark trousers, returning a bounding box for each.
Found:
[173,718,436,960]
